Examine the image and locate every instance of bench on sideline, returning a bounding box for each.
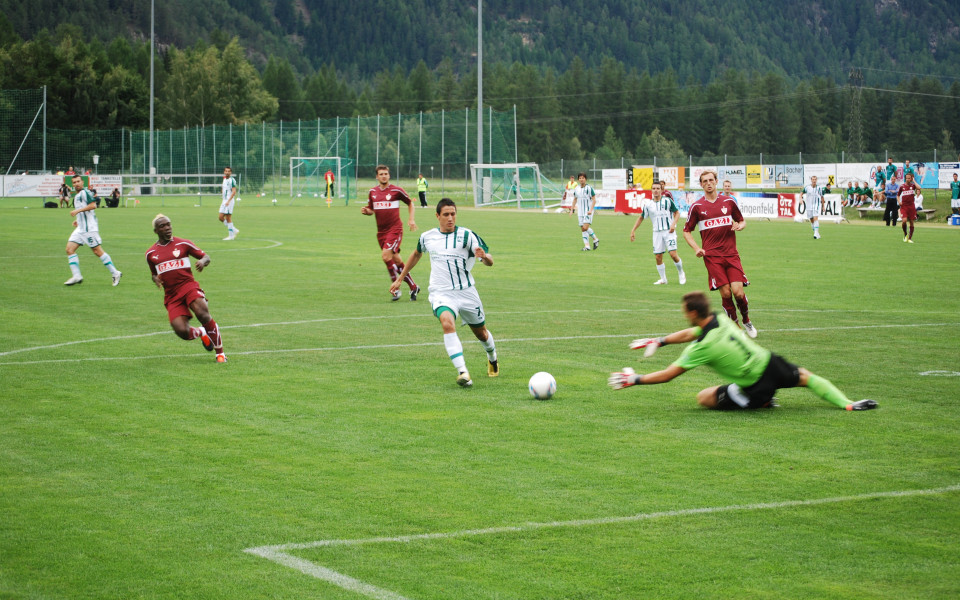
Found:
[856,207,937,220]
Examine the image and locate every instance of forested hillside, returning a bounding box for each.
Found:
[1,0,958,163]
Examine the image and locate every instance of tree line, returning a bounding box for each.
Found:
[1,26,958,165]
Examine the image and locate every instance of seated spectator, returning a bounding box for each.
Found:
[106,188,121,208]
[58,183,71,208]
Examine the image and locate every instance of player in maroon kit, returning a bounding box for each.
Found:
[897,172,922,243]
[145,214,227,362]
[682,170,758,339]
[361,165,421,301]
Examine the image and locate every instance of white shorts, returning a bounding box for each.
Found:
[805,201,821,219]
[219,200,234,215]
[68,229,102,248]
[652,230,678,254]
[578,213,594,226]
[951,199,960,209]
[430,287,486,326]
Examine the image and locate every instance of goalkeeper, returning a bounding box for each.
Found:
[608,291,877,411]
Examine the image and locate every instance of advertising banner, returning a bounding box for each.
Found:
[737,195,779,219]
[657,166,685,190]
[631,167,655,190]
[718,165,747,187]
[762,165,776,188]
[835,163,878,187]
[802,164,837,187]
[601,169,628,191]
[775,164,804,187]
[746,165,763,188]
[914,162,939,188]
[614,189,651,214]
[796,193,844,222]
[3,174,124,198]
[595,189,617,209]
[938,162,960,189]
[776,193,798,218]
[690,166,717,189]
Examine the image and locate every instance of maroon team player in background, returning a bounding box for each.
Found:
[682,170,758,339]
[361,164,421,301]
[897,172,921,243]
[146,214,226,362]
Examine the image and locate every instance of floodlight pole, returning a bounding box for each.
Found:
[149,0,155,181]
[477,0,483,171]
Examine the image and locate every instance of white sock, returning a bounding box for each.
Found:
[581,231,589,247]
[98,252,119,275]
[813,223,820,235]
[228,222,237,233]
[479,332,497,362]
[188,326,203,340]
[68,254,81,278]
[656,263,666,281]
[675,259,684,274]
[443,332,466,372]
[587,227,597,240]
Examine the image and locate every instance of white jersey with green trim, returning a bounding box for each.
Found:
[573,184,596,219]
[222,176,237,203]
[642,197,678,232]
[417,226,489,293]
[73,189,99,233]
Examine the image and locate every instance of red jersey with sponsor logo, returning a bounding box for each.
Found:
[683,194,743,257]
[897,182,919,206]
[367,184,411,233]
[145,237,206,299]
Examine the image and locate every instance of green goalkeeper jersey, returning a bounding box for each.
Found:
[672,313,772,387]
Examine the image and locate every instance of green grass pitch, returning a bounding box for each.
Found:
[1,201,959,599]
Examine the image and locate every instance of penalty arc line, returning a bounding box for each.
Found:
[0,322,956,366]
[244,484,960,600]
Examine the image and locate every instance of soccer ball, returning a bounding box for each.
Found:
[528,371,556,400]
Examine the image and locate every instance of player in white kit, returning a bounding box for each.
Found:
[630,181,686,285]
[390,198,499,387]
[64,175,122,286]
[571,173,600,250]
[802,175,827,239]
[218,167,240,240]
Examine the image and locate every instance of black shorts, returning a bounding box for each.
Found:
[714,354,801,410]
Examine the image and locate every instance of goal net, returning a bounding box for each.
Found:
[289,156,353,205]
[470,163,563,209]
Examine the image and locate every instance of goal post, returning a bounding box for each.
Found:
[289,156,353,205]
[470,163,563,209]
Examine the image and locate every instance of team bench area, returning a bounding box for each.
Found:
[856,207,937,220]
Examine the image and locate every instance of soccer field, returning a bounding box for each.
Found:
[2,204,959,599]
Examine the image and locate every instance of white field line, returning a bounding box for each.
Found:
[7,238,284,260]
[0,322,955,366]
[244,484,960,600]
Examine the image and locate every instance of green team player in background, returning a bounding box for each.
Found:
[608,291,878,411]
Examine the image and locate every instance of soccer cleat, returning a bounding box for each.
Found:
[223,235,233,241]
[907,239,914,244]
[200,331,214,352]
[653,279,667,285]
[593,239,600,250]
[410,285,421,301]
[216,353,227,363]
[743,321,758,339]
[64,276,83,286]
[846,399,878,411]
[762,399,780,408]
[456,371,473,387]
[813,232,820,239]
[678,272,686,285]
[232,228,239,237]
[487,360,499,377]
[391,288,402,301]
[111,271,122,287]
[903,236,908,242]
[581,247,591,251]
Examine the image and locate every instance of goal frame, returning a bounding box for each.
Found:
[471,163,553,209]
[289,156,344,203]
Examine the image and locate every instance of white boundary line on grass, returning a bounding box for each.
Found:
[244,484,960,600]
[10,238,284,260]
[0,322,956,366]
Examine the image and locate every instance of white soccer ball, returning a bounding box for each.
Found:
[528,371,557,400]
[272,199,278,205]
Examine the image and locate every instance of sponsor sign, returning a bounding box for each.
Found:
[775,164,804,187]
[614,189,651,214]
[601,169,628,191]
[595,189,617,209]
[737,195,779,219]
[631,167,655,190]
[938,163,960,189]
[835,163,878,187]
[2,174,123,197]
[718,165,747,187]
[690,166,718,189]
[656,166,685,190]
[802,164,837,188]
[746,164,763,188]
[762,165,776,188]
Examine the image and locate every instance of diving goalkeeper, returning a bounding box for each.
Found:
[608,291,877,411]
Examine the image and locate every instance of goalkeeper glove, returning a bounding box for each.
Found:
[630,337,664,358]
[608,368,641,390]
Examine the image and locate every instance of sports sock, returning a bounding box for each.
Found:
[902,221,907,235]
[67,253,81,278]
[394,258,417,289]
[813,222,820,236]
[735,295,750,324]
[806,374,852,408]
[581,231,589,247]
[587,228,597,241]
[721,296,738,324]
[443,332,466,372]
[908,223,914,239]
[98,252,119,275]
[656,263,666,281]
[228,222,237,233]
[479,331,497,362]
[386,261,398,283]
[202,318,223,352]
[674,259,684,274]
[188,326,204,341]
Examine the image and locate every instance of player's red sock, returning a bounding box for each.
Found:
[721,297,738,324]
[902,221,907,235]
[908,223,914,239]
[203,319,223,352]
[735,296,750,324]
[385,261,398,283]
